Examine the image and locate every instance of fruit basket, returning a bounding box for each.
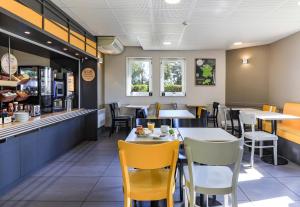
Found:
[0,90,17,102]
[15,91,30,102]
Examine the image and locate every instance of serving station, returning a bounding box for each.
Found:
[0,0,99,193]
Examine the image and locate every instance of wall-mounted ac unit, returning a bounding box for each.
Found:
[97,36,124,55]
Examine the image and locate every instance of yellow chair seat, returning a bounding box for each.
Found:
[277,124,300,144]
[129,169,171,200]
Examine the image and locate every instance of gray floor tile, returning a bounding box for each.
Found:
[103,164,122,177]
[262,163,300,178]
[82,202,123,207]
[33,162,74,177]
[62,163,108,177]
[0,201,81,207]
[239,177,300,202]
[277,177,300,196]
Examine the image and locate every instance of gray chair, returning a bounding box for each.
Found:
[184,138,243,207]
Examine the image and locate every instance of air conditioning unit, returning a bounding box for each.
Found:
[97,36,124,55]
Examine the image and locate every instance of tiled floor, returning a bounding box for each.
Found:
[0,130,300,207]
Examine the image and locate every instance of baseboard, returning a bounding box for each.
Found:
[278,137,300,165]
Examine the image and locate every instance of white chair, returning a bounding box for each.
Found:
[239,112,278,167]
[219,106,238,131]
[183,138,243,207]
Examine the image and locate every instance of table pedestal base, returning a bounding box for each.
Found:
[261,155,288,165]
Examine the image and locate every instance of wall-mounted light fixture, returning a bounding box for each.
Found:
[242,57,249,64]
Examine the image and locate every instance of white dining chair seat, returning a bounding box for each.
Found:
[244,131,278,141]
[183,165,233,195]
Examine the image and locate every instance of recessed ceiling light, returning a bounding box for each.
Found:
[163,41,172,45]
[63,48,68,51]
[75,53,79,56]
[47,41,52,44]
[165,0,181,4]
[233,42,243,46]
[85,57,88,60]
[24,31,30,35]
[297,1,300,6]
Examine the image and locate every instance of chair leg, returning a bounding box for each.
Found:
[232,190,238,207]
[224,194,229,207]
[109,122,115,137]
[179,160,183,202]
[167,195,174,207]
[184,187,189,207]
[250,141,255,168]
[124,197,132,207]
[259,141,263,157]
[274,140,278,165]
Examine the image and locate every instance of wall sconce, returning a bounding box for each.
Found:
[242,57,249,64]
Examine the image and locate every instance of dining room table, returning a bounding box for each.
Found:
[241,110,300,165]
[159,109,195,119]
[125,104,150,117]
[125,127,237,207]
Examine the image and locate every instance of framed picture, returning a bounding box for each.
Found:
[195,58,216,86]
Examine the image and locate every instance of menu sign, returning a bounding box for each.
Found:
[82,68,95,82]
[67,74,75,92]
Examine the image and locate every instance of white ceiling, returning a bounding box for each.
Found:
[52,0,300,50]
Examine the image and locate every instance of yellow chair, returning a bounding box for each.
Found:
[262,104,277,133]
[196,106,203,118]
[118,140,179,207]
[156,102,161,118]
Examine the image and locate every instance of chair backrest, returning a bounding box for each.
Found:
[136,118,172,128]
[263,104,277,112]
[109,103,117,119]
[213,102,220,117]
[136,108,147,118]
[118,140,179,197]
[239,112,256,133]
[118,140,179,169]
[172,103,178,110]
[184,138,243,194]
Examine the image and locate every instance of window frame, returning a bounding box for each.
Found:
[126,57,153,97]
[160,57,186,97]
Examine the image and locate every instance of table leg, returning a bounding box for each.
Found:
[261,120,288,165]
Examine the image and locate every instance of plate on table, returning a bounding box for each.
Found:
[136,128,152,138]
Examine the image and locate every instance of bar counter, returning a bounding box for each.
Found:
[0,109,96,140]
[0,108,98,193]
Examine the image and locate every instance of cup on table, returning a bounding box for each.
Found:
[161,125,169,134]
[147,122,155,132]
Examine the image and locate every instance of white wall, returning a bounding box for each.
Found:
[104,47,226,105]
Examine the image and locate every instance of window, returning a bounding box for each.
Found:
[126,57,152,96]
[160,58,186,96]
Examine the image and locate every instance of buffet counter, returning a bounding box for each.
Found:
[0,108,98,194]
[0,109,96,140]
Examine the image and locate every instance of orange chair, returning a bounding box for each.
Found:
[277,103,300,144]
[262,104,277,133]
[118,140,179,207]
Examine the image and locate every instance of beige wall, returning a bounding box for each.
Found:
[269,32,300,108]
[226,45,270,107]
[0,46,50,66]
[104,47,226,106]
[226,31,300,109]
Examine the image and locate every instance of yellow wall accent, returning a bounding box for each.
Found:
[1,0,98,58]
[86,38,97,48]
[70,35,85,50]
[86,45,97,56]
[0,0,42,28]
[44,19,68,42]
